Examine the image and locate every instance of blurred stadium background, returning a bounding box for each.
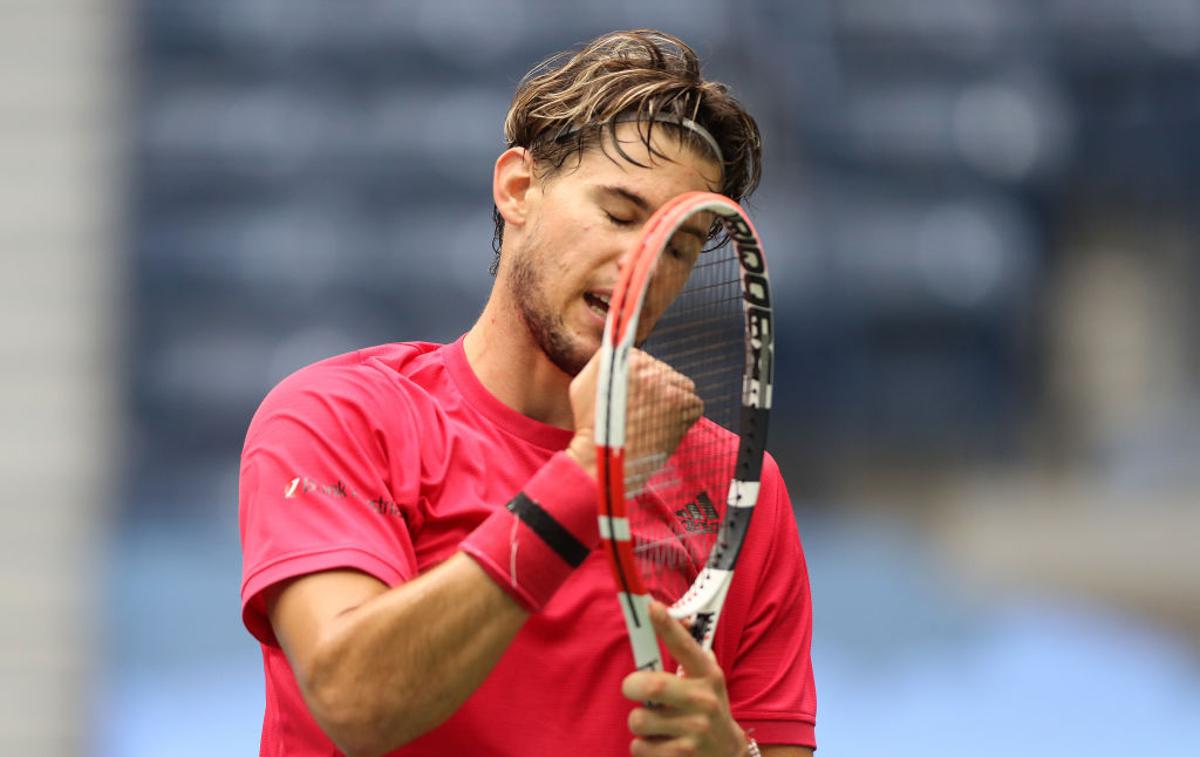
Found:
[2,0,1199,754]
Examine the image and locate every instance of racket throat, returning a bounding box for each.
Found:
[669,566,734,651]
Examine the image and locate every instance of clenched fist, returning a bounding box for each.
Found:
[566,348,703,486]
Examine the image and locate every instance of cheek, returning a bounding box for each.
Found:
[555,224,598,275]
[656,261,693,299]
[638,263,693,329]
[566,216,597,247]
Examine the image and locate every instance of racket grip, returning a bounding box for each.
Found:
[460,452,599,612]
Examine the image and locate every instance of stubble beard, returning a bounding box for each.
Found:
[507,241,593,377]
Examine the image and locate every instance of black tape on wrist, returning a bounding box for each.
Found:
[506,492,590,568]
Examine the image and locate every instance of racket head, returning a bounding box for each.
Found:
[595,191,774,672]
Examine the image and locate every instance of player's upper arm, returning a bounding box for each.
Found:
[265,569,390,684]
[238,359,426,645]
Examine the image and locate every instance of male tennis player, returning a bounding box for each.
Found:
[240,29,815,756]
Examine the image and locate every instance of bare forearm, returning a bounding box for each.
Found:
[301,554,527,755]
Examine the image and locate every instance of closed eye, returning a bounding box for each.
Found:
[668,238,701,262]
[604,209,693,261]
[604,211,635,227]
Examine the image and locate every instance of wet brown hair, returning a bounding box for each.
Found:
[491,29,762,273]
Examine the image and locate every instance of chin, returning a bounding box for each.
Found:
[528,324,590,378]
[517,293,600,377]
[549,340,595,377]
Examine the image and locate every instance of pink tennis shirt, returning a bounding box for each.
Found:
[239,338,816,755]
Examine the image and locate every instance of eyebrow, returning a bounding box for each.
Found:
[598,185,710,245]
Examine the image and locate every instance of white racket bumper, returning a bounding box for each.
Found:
[726,479,760,509]
[597,514,631,541]
[670,567,733,618]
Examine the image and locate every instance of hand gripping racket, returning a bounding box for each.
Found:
[595,191,773,672]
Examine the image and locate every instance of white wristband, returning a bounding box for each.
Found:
[744,738,761,757]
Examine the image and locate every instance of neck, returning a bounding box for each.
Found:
[463,291,576,430]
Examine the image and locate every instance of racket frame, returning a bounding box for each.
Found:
[595,191,774,672]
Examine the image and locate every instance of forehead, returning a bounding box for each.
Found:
[559,121,722,192]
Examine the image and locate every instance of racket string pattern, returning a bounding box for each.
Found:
[596,192,773,673]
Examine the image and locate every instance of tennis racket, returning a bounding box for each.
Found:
[595,191,773,672]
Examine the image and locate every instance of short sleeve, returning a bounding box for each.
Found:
[725,454,817,748]
[238,359,425,645]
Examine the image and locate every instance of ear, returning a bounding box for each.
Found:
[493,147,535,230]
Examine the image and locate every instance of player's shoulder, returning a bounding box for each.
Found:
[762,448,785,482]
[681,419,785,481]
[682,416,740,456]
[272,341,442,395]
[758,450,791,513]
[251,340,449,429]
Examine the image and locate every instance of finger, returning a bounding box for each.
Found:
[568,348,602,417]
[623,670,707,712]
[571,342,603,391]
[621,670,684,704]
[673,371,697,393]
[660,366,695,392]
[630,736,679,757]
[627,705,704,739]
[630,737,702,757]
[648,601,718,678]
[632,352,686,386]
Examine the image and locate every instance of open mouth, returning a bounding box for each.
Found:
[584,291,610,319]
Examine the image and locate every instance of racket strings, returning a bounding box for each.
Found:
[625,238,746,605]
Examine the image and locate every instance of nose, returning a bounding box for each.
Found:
[615,240,639,271]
